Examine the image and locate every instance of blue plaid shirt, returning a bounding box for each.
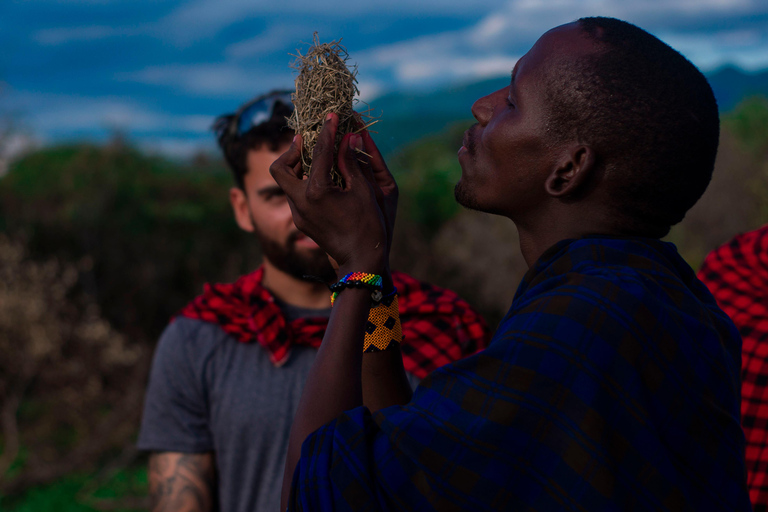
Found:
[289,237,751,511]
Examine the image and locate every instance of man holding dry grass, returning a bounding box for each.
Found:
[272,17,751,511]
[136,92,489,512]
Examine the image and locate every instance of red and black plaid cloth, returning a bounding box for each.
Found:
[178,267,490,379]
[698,224,768,511]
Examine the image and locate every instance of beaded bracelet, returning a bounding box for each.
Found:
[363,293,402,353]
[330,272,384,306]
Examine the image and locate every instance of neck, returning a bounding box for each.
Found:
[261,259,331,309]
[515,204,626,268]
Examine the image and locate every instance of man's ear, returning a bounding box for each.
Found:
[544,145,596,198]
[230,187,255,232]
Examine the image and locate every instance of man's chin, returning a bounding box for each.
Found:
[259,237,335,283]
[295,246,328,263]
[292,249,336,283]
[454,181,483,212]
[297,260,337,283]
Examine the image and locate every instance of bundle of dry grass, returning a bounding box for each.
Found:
[288,33,373,184]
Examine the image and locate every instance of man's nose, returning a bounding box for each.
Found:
[471,92,495,126]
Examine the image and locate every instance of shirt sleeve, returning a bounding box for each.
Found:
[137,318,214,453]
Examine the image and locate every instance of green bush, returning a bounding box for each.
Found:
[0,143,261,340]
[723,95,768,157]
[389,121,470,234]
[1,465,147,512]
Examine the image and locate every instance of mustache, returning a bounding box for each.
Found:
[464,123,479,154]
[287,231,308,247]
[287,231,323,251]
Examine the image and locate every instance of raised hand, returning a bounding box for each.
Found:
[270,113,390,274]
[275,115,408,512]
[356,128,398,264]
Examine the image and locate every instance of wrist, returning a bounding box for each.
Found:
[337,257,387,279]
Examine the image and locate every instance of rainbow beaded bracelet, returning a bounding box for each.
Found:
[330,272,384,306]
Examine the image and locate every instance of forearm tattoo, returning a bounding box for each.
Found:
[149,452,216,512]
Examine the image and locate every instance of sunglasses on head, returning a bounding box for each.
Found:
[215,91,294,139]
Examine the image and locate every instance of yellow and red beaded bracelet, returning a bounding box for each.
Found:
[363,292,402,352]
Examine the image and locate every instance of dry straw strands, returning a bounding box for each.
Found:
[288,33,375,184]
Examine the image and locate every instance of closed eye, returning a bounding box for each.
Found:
[265,190,285,199]
[257,186,286,201]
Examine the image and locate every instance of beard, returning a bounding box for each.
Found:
[454,179,483,212]
[455,125,485,212]
[253,224,336,284]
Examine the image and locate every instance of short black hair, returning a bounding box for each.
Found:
[213,90,295,189]
[543,17,719,237]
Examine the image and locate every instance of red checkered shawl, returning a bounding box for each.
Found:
[698,224,768,511]
[178,267,490,380]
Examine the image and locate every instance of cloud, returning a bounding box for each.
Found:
[497,0,759,19]
[395,55,518,83]
[118,64,292,96]
[225,24,311,59]
[37,102,209,133]
[0,133,40,176]
[120,60,384,104]
[29,0,768,59]
[39,0,134,3]
[158,0,509,43]
[34,25,146,45]
[1,92,214,135]
[463,0,766,48]
[1,91,218,159]
[136,136,216,159]
[356,26,520,87]
[356,80,385,103]
[351,0,768,89]
[661,29,768,70]
[158,0,260,43]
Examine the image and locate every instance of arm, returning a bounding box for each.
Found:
[148,452,216,512]
[358,129,413,412]
[362,337,412,412]
[271,115,411,510]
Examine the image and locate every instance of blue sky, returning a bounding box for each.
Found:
[2,0,768,158]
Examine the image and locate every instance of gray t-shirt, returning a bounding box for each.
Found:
[137,314,420,512]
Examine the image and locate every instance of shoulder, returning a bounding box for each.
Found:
[152,317,231,372]
[518,237,699,301]
[392,270,477,315]
[391,271,491,378]
[697,225,768,332]
[504,237,738,348]
[139,319,225,452]
[392,270,489,340]
[160,316,229,348]
[698,224,768,287]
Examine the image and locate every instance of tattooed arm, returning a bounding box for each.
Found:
[149,452,216,512]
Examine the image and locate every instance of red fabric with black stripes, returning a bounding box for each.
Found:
[698,224,768,511]
[177,267,490,379]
